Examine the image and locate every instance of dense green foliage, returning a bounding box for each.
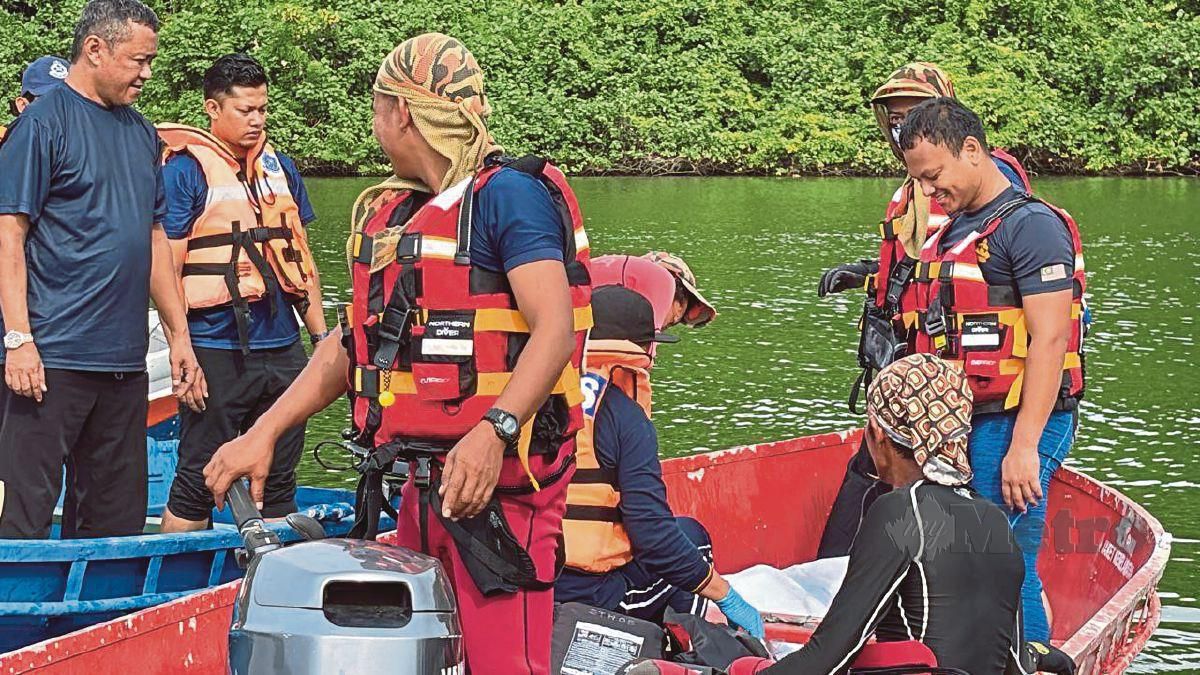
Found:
[2,0,1197,175]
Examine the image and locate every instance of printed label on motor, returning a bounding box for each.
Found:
[560,621,645,675]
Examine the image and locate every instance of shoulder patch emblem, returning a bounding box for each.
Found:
[261,154,282,174]
[975,238,990,263]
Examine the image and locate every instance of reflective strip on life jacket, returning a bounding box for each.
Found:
[564,339,653,573]
[345,157,592,490]
[913,194,1086,412]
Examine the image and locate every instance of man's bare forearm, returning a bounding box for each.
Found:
[149,224,190,340]
[301,268,328,337]
[494,322,575,424]
[496,261,576,424]
[252,330,350,438]
[0,214,32,333]
[1011,333,1067,450]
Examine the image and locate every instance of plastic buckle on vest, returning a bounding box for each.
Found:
[413,456,433,489]
[396,233,420,262]
[922,299,948,354]
[373,306,412,369]
[353,233,374,265]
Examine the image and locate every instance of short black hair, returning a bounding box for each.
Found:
[71,0,160,62]
[897,98,989,156]
[203,54,269,101]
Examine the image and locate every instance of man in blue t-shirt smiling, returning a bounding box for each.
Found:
[899,98,1085,643]
[0,0,200,539]
[158,54,327,533]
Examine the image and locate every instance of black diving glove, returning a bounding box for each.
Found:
[1024,641,1076,675]
[817,259,879,297]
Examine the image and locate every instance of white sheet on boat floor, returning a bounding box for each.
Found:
[726,556,849,619]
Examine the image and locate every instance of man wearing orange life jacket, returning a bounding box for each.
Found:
[158,54,326,533]
[556,255,763,637]
[815,63,1032,559]
[203,34,590,673]
[899,98,1086,644]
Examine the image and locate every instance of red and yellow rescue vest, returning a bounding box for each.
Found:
[564,339,653,573]
[912,194,1086,413]
[875,148,1031,344]
[157,124,316,339]
[344,158,592,482]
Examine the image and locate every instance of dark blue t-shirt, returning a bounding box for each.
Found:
[162,151,316,350]
[0,85,166,371]
[940,186,1075,297]
[555,386,712,605]
[469,167,568,272]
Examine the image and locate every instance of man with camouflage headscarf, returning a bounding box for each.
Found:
[815,63,1032,559]
[205,33,592,672]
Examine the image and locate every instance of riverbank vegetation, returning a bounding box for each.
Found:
[2,0,1197,175]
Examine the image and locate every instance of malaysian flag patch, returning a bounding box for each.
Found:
[1041,264,1068,282]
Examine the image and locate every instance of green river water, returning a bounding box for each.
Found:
[295,176,1198,669]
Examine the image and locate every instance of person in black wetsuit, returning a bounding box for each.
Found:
[764,353,1028,674]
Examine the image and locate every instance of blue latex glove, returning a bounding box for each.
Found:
[715,587,765,640]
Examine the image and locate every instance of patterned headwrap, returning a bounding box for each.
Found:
[349,34,503,271]
[870,62,957,258]
[866,353,974,487]
[371,33,502,193]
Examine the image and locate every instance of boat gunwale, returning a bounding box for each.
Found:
[659,428,1171,668]
[0,429,1170,672]
[1049,466,1171,669]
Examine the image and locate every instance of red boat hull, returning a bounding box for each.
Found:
[0,430,1168,674]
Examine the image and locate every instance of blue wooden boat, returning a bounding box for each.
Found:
[0,425,383,652]
[0,313,390,652]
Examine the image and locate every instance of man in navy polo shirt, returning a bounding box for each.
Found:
[0,0,200,539]
[158,54,327,532]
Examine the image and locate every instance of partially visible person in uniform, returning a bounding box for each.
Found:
[158,53,326,533]
[642,251,718,329]
[2,56,69,141]
[203,34,591,673]
[556,255,763,637]
[0,0,200,539]
[814,63,1032,559]
[898,97,1086,644]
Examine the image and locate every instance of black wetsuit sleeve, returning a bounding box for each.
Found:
[763,493,915,674]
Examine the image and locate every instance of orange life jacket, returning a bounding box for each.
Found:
[913,194,1086,413]
[563,339,653,573]
[343,156,592,484]
[158,124,316,351]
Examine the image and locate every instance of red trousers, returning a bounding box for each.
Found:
[394,443,574,675]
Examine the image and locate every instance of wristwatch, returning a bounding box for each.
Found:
[482,408,520,447]
[3,330,33,350]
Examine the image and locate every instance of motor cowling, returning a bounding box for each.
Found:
[229,538,463,674]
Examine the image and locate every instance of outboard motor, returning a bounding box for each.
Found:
[225,481,463,674]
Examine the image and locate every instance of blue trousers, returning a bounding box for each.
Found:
[969,409,1077,643]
